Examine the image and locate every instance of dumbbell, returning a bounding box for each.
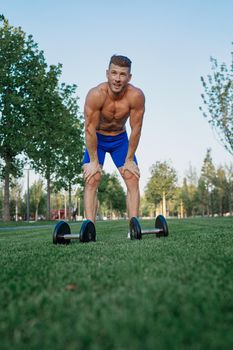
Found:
[53,220,96,244]
[129,215,169,240]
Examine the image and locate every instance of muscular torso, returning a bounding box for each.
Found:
[96,83,134,135]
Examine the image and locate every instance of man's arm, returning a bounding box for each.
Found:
[83,88,103,182]
[124,89,145,176]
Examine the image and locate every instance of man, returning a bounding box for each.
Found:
[83,55,145,223]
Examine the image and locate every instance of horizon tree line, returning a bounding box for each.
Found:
[0,148,232,220]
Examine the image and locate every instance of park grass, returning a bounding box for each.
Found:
[0,217,233,350]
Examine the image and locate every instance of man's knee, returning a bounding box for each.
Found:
[121,171,139,191]
[121,170,138,182]
[121,170,133,180]
[85,172,102,187]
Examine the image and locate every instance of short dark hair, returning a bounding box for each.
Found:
[109,55,132,72]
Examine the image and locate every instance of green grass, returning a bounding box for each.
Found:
[0,217,233,350]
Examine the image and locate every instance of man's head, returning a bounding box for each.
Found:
[107,55,132,95]
[109,55,132,73]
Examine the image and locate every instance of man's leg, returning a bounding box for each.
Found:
[83,167,102,222]
[119,168,140,218]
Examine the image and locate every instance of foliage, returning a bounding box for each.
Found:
[98,171,126,217]
[0,16,84,220]
[181,165,198,215]
[24,66,84,219]
[200,47,233,156]
[142,152,233,218]
[145,160,177,206]
[53,84,84,192]
[197,149,216,216]
[140,195,155,217]
[0,16,47,170]
[0,16,48,219]
[30,179,45,220]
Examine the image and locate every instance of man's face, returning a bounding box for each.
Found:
[106,64,132,94]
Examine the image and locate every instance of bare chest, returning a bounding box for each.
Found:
[100,99,130,121]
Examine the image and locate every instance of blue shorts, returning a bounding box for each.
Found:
[83,131,138,168]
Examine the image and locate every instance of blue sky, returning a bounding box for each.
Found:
[2,0,233,192]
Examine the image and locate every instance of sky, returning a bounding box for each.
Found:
[1,0,233,193]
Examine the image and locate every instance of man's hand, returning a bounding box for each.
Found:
[122,160,140,179]
[83,161,102,183]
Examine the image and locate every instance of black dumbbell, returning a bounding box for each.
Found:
[53,220,96,244]
[129,215,169,240]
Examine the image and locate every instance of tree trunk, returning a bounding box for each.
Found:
[46,176,51,220]
[229,192,233,215]
[162,191,166,217]
[68,182,72,220]
[180,200,184,219]
[219,196,223,216]
[15,200,18,221]
[207,201,210,217]
[35,205,38,221]
[3,154,11,221]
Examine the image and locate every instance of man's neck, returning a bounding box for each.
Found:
[107,85,127,101]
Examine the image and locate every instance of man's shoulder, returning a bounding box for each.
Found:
[127,84,145,101]
[87,83,108,97]
[85,83,107,108]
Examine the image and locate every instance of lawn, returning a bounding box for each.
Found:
[0,217,233,350]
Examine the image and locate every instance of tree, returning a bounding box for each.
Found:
[10,178,23,221]
[179,164,199,217]
[145,161,177,217]
[30,179,45,221]
[0,182,3,219]
[200,46,233,156]
[225,164,233,215]
[52,83,84,219]
[24,64,66,220]
[98,171,126,218]
[214,166,227,216]
[0,15,48,220]
[197,149,216,216]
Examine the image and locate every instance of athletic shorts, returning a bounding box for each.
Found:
[82,131,138,168]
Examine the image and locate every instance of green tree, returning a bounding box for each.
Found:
[214,166,227,216]
[225,164,233,215]
[30,179,45,221]
[200,46,233,156]
[140,195,155,217]
[180,165,199,217]
[0,15,48,220]
[197,149,216,216]
[10,178,23,221]
[0,182,3,219]
[74,186,84,219]
[25,64,66,220]
[25,64,84,220]
[145,161,177,216]
[53,83,84,219]
[98,172,126,218]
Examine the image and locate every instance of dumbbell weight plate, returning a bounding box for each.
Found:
[155,215,169,237]
[53,220,71,244]
[129,217,142,240]
[79,220,96,243]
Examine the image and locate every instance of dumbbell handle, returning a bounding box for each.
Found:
[128,228,164,237]
[63,234,80,240]
[141,228,163,235]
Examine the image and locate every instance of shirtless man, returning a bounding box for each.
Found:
[83,55,145,223]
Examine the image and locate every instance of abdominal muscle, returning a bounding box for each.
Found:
[96,115,129,136]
